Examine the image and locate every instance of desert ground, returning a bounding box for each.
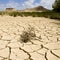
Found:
[0,16,60,60]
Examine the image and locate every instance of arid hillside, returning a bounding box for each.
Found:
[20,6,48,12]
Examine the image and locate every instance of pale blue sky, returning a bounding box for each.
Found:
[0,0,55,10]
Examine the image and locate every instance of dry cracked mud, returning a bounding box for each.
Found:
[0,16,60,60]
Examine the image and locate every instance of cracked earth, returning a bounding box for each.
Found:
[0,16,60,60]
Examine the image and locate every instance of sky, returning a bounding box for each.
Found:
[0,0,55,10]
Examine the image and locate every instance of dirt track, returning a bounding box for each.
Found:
[0,16,60,60]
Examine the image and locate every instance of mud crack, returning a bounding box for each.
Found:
[45,52,48,60]
[19,47,33,60]
[50,50,60,58]
[7,46,11,60]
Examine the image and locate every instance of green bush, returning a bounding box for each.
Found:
[53,0,60,12]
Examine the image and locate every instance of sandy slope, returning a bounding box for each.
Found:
[0,16,60,60]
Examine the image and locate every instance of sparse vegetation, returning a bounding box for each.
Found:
[0,11,60,20]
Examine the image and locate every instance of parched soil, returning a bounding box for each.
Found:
[0,16,60,60]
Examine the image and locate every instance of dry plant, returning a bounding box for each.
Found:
[20,25,36,43]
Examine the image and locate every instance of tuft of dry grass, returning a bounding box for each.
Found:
[20,26,36,43]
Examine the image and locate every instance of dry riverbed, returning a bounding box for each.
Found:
[0,16,60,60]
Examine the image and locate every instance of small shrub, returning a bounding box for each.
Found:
[20,31,30,43]
[20,26,36,43]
